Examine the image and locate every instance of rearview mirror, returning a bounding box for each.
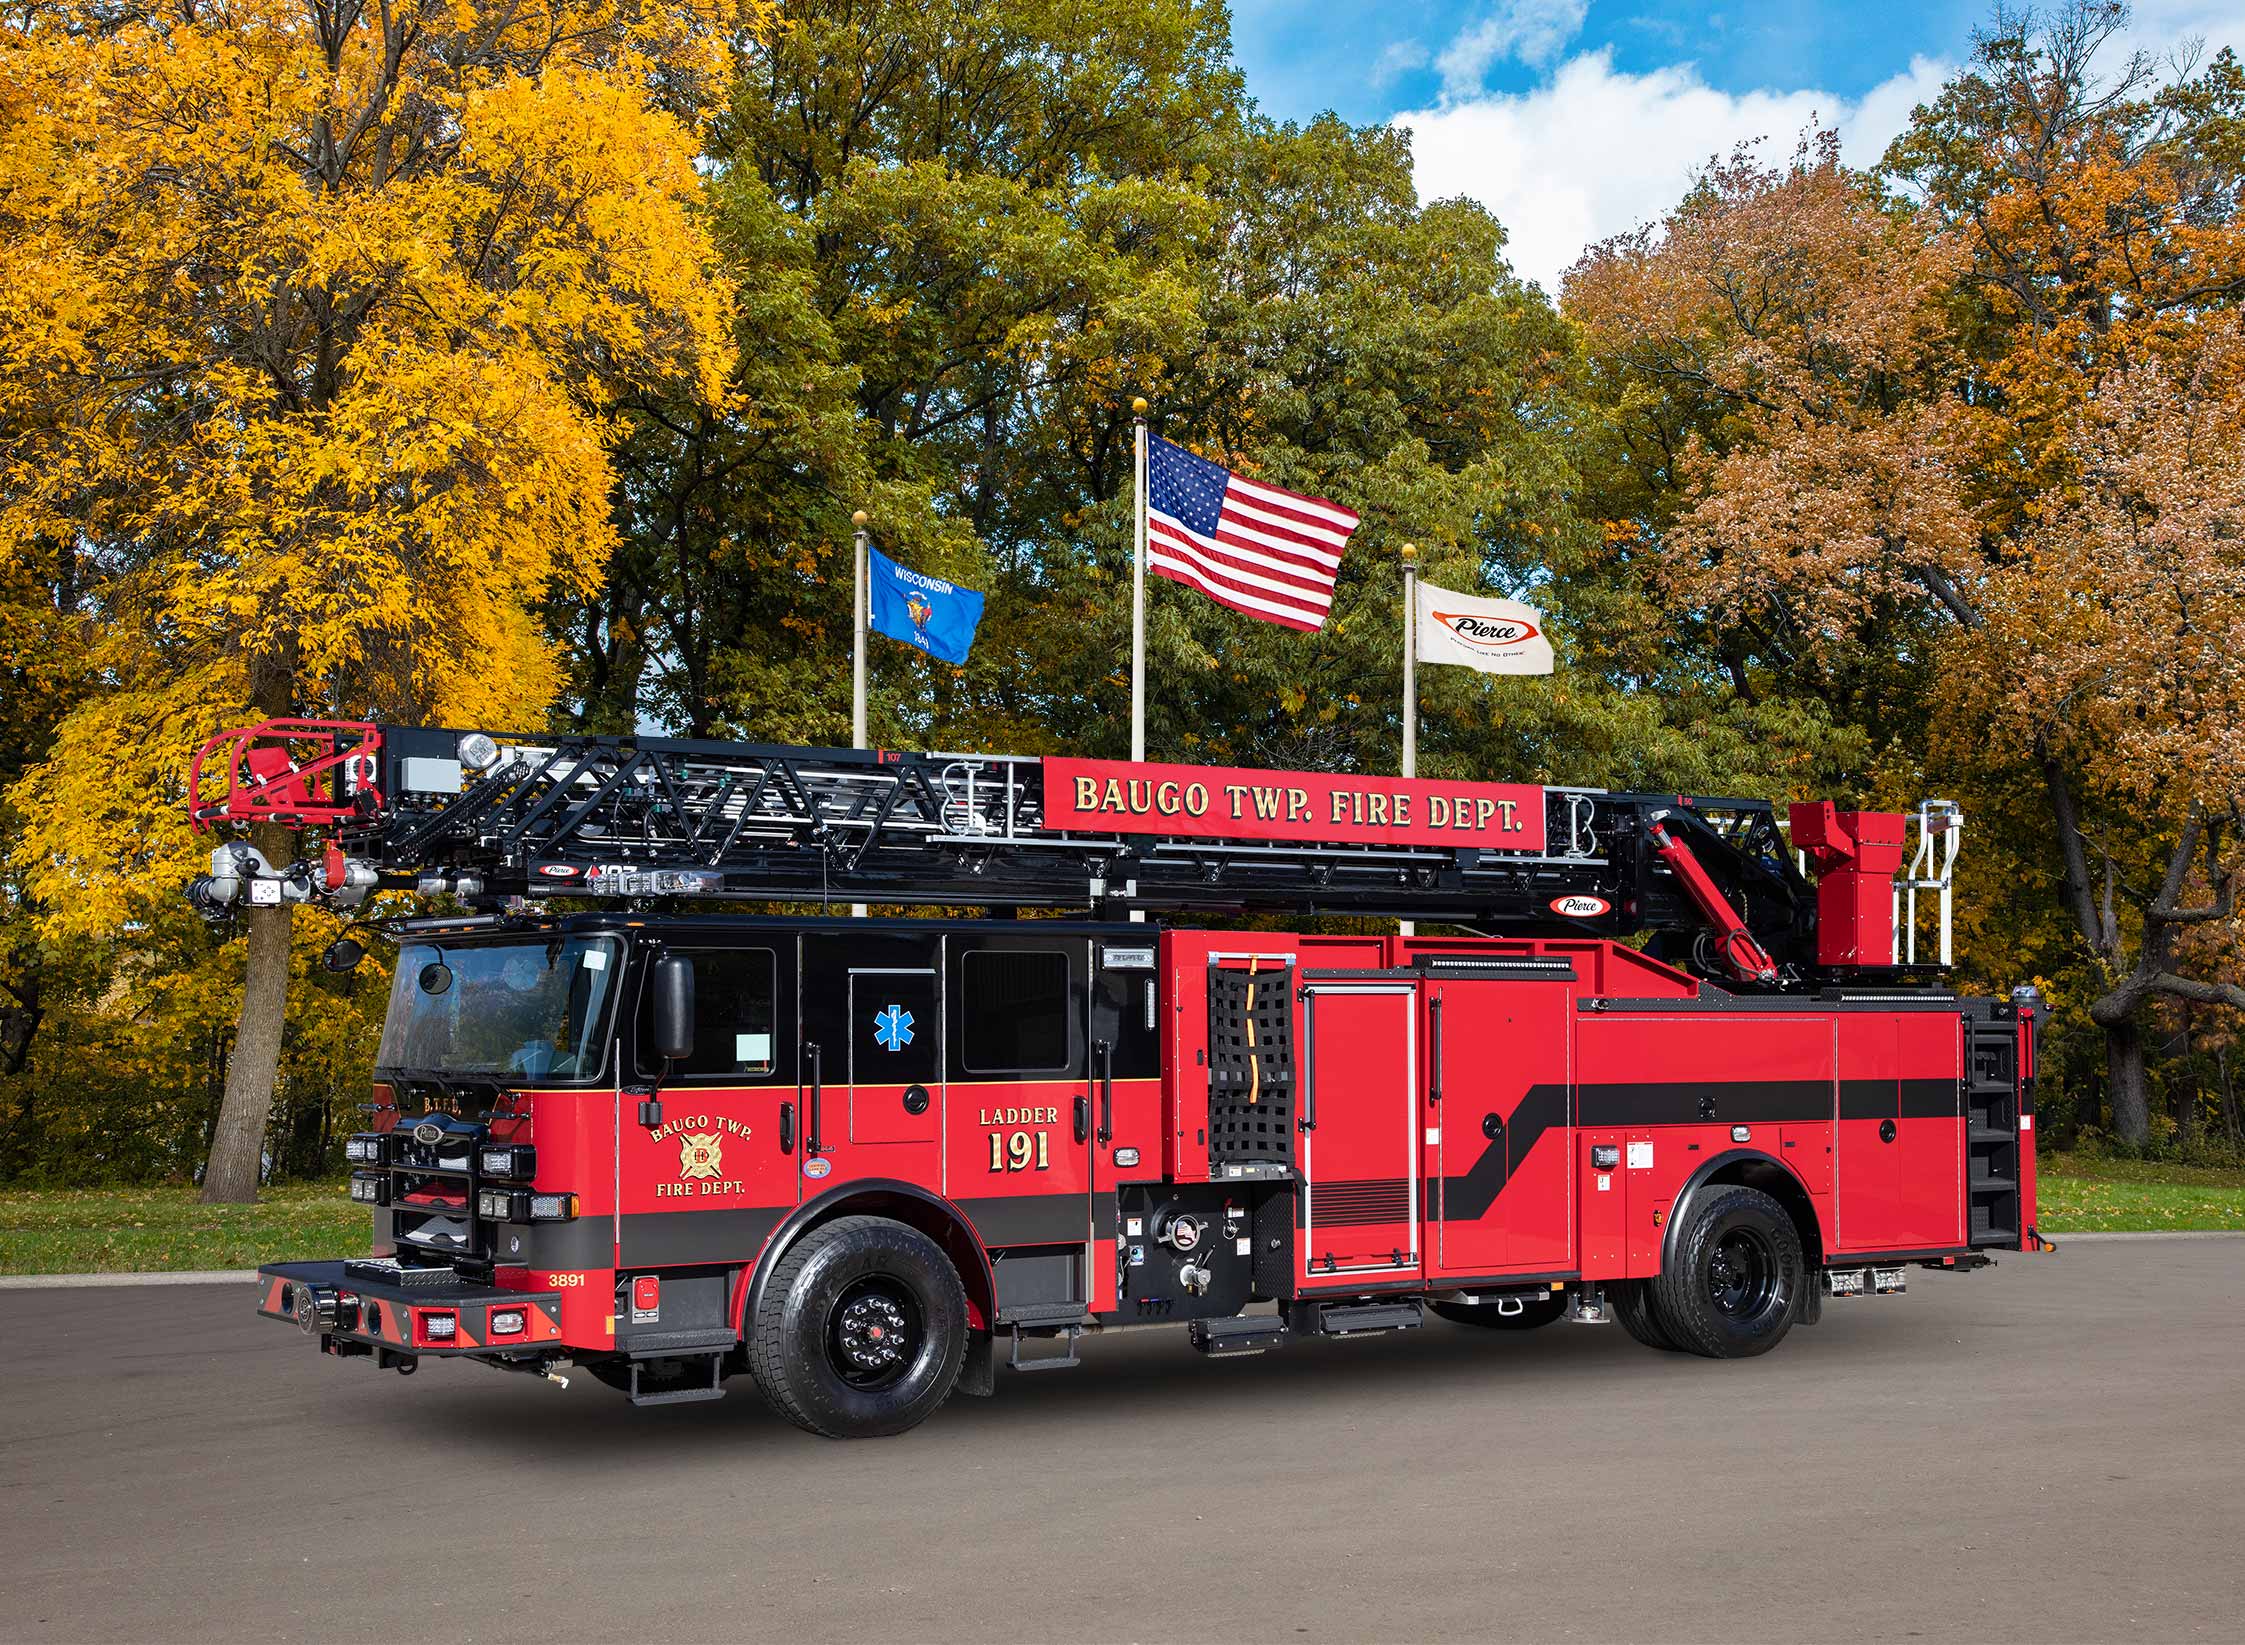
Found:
[320,938,366,974]
[651,954,695,1063]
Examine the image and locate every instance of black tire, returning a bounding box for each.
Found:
[1609,1279,1685,1352]
[1429,1292,1566,1330]
[1650,1185,1805,1359]
[748,1215,968,1439]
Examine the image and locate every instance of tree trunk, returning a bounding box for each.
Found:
[200,813,295,1203]
[2176,1009,2198,1149]
[2105,1017,2149,1147]
[2219,1045,2241,1150]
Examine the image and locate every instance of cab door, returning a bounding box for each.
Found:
[946,933,1093,1267]
[615,944,799,1268]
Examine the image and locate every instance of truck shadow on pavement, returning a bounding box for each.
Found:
[413,1305,1926,1463]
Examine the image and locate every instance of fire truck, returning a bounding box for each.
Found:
[189,719,2039,1438]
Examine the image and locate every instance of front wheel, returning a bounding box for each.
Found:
[748,1215,968,1438]
[1649,1185,1804,1359]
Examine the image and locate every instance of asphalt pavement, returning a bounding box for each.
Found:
[3,1236,2241,1643]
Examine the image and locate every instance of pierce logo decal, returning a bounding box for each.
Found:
[1549,894,1611,918]
[1433,611,1541,651]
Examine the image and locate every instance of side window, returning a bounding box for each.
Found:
[639,949,778,1080]
[960,949,1075,1074]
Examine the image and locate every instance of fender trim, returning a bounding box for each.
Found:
[1658,1147,1823,1274]
[738,1178,1000,1333]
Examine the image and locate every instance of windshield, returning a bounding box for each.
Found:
[376,936,621,1081]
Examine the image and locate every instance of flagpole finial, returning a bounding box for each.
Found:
[1401,541,1416,561]
[1131,397,1148,416]
[851,510,868,529]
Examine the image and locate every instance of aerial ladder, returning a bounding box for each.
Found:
[184,719,1956,988]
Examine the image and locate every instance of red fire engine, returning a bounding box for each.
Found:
[189,720,2037,1438]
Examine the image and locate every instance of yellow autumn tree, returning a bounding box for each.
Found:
[0,0,758,1198]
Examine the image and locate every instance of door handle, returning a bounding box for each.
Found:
[1300,1010,1317,1133]
[778,1101,795,1155]
[1429,994,1444,1106]
[1095,1039,1114,1144]
[805,1042,823,1156]
[1074,1095,1091,1145]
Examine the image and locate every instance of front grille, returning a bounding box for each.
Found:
[371,1114,495,1280]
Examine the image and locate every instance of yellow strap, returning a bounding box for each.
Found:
[1244,955,1262,1105]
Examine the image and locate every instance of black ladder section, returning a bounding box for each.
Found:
[1206,965,1296,1176]
[1965,1014,2024,1248]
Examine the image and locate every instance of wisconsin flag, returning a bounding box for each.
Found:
[1415,581,1554,675]
[867,545,985,666]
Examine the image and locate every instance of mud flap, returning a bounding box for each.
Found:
[957,1329,996,1397]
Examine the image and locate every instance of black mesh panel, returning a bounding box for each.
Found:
[1207,966,1296,1167]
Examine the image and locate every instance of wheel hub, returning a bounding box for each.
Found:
[831,1284,917,1385]
[1707,1229,1777,1319]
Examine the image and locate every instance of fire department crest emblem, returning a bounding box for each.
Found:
[678,1132,724,1180]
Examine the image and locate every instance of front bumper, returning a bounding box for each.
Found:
[258,1260,565,1356]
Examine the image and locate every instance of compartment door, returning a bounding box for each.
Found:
[1426,978,1573,1279]
[1301,983,1419,1279]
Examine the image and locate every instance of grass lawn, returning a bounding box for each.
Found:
[0,1182,368,1275]
[1,1153,2238,1275]
[2034,1152,2245,1233]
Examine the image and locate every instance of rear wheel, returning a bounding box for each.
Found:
[1649,1185,1804,1359]
[1610,1279,1683,1352]
[749,1215,967,1439]
[1429,1292,1566,1330]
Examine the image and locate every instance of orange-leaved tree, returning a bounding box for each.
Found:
[1572,10,2245,1141]
[1939,320,2245,1118]
[0,0,755,1198]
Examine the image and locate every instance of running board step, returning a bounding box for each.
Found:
[627,1354,726,1406]
[1006,1325,1081,1372]
[1190,1315,1287,1357]
[1292,1299,1424,1337]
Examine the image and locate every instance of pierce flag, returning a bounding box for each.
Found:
[1414,580,1554,675]
[867,544,984,666]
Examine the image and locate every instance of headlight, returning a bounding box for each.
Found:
[479,1144,535,1179]
[349,1173,390,1206]
[476,1188,522,1220]
[344,1134,385,1163]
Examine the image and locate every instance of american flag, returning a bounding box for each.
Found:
[1145,435,1359,632]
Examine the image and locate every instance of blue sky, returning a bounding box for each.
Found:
[1226,0,2245,291]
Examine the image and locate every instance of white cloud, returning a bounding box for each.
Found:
[1401,49,1947,294]
[1401,6,2245,297]
[1436,1,1591,99]
[1371,37,1432,92]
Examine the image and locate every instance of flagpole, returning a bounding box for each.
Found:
[1400,542,1418,940]
[851,509,870,920]
[851,511,870,750]
[1130,397,1149,763]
